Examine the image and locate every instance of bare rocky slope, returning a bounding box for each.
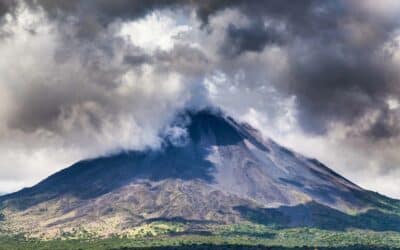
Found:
[0,109,399,237]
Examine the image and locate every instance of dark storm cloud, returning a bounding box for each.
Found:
[272,3,400,139]
[194,0,341,35]
[283,43,394,135]
[27,0,180,21]
[364,108,400,140]
[0,0,16,16]
[221,22,286,57]
[123,54,150,66]
[5,0,400,140]
[195,0,400,140]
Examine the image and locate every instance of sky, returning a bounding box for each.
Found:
[0,0,400,198]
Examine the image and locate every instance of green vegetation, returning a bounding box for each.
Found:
[0,223,400,250]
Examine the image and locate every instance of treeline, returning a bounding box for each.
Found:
[114,244,400,250]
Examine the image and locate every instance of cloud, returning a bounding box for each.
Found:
[193,0,400,142]
[220,21,286,57]
[0,0,399,198]
[0,4,203,189]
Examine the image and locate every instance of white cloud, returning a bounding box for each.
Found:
[119,11,191,52]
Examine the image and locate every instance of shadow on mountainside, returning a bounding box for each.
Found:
[235,201,400,232]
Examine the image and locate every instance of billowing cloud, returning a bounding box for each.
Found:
[0,0,399,198]
[0,4,202,190]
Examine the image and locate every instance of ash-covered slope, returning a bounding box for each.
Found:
[0,109,399,236]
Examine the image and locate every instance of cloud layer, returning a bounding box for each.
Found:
[0,0,400,197]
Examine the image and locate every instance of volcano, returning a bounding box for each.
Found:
[0,109,399,237]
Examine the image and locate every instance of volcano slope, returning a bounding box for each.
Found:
[0,109,399,240]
